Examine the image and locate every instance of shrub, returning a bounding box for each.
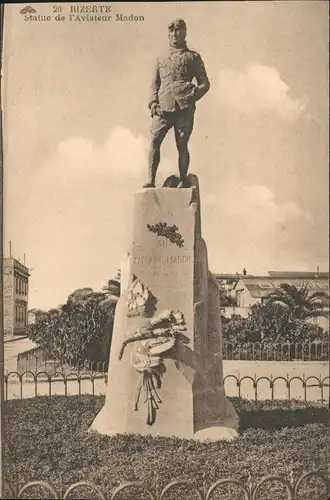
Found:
[232,397,328,430]
[26,290,116,367]
[222,302,328,345]
[3,396,328,500]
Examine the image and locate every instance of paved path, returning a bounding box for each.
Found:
[223,359,328,379]
[222,360,328,402]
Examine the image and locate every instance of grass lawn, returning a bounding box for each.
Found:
[3,396,329,499]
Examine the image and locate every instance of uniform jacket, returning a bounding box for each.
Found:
[149,44,210,112]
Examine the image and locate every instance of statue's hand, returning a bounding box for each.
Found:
[192,85,204,102]
[185,82,200,103]
[188,84,200,100]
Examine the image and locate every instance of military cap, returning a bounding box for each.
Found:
[168,18,187,30]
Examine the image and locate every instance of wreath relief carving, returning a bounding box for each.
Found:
[147,222,184,248]
[119,306,187,425]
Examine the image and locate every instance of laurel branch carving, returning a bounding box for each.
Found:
[146,222,184,248]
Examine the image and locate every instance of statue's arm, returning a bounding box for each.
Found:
[148,58,161,109]
[193,53,210,101]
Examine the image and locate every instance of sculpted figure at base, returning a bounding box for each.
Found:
[143,19,210,188]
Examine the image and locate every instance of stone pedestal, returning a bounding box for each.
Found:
[90,174,239,440]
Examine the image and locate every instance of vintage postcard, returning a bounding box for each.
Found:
[1,2,329,499]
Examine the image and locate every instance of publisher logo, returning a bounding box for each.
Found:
[20,6,37,15]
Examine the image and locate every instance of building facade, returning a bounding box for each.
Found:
[28,310,36,325]
[216,271,329,331]
[28,308,46,325]
[3,258,30,336]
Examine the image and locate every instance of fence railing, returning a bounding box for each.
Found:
[4,370,107,400]
[3,469,329,499]
[221,341,329,361]
[14,341,329,379]
[4,370,329,403]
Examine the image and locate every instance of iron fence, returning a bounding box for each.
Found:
[3,470,329,499]
[4,370,329,403]
[14,342,329,378]
[4,370,107,400]
[221,341,329,361]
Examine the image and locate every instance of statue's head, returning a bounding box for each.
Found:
[168,19,187,48]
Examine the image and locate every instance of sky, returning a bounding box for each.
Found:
[2,1,329,310]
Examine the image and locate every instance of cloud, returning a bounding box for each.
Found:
[216,65,309,121]
[223,184,303,223]
[203,183,313,274]
[24,126,321,310]
[26,127,173,308]
[48,127,174,183]
[55,128,148,178]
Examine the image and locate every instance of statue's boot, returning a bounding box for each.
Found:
[177,176,189,188]
[143,156,158,188]
[177,153,189,188]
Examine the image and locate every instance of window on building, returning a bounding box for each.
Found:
[236,290,243,306]
[15,275,19,294]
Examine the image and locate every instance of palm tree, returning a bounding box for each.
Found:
[266,283,329,322]
[101,270,121,305]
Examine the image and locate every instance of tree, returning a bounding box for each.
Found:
[102,270,121,303]
[266,283,329,323]
[222,303,297,343]
[221,300,328,346]
[66,288,94,304]
[26,269,123,367]
[218,281,237,307]
[246,302,298,342]
[27,287,116,367]
[222,314,249,343]
[28,308,47,316]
